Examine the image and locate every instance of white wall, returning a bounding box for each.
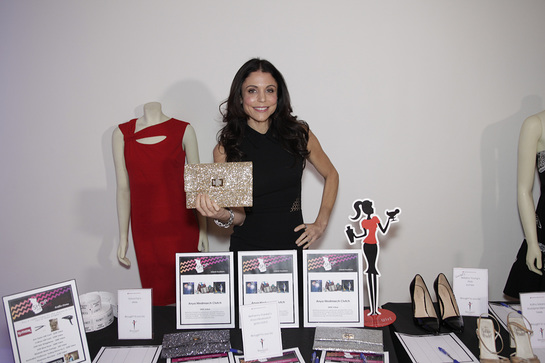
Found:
[2,0,545,360]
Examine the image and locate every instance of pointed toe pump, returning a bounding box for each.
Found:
[434,273,464,333]
[410,274,440,334]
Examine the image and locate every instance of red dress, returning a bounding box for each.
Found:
[119,118,199,305]
[360,216,380,244]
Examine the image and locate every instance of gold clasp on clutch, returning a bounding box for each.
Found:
[342,333,355,340]
[211,178,224,187]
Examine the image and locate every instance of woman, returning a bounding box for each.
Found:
[196,58,338,252]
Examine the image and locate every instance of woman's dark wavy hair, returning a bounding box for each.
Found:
[218,58,309,163]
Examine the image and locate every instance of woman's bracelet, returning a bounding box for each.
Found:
[214,208,234,228]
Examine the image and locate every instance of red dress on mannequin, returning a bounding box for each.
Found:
[119,118,199,305]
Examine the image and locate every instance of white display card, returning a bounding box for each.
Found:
[303,249,364,327]
[2,279,91,363]
[238,250,298,328]
[452,268,488,317]
[520,292,545,349]
[176,252,235,329]
[240,302,283,361]
[117,289,152,339]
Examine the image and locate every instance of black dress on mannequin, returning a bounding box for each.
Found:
[504,151,545,298]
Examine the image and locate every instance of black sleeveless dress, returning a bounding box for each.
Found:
[504,150,545,298]
[230,125,305,252]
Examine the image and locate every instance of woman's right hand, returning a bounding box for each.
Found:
[195,193,228,220]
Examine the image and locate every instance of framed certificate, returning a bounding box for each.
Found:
[238,250,299,328]
[303,250,364,327]
[3,279,91,363]
[176,252,235,329]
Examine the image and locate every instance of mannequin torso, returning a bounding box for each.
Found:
[112,102,208,305]
[517,110,545,275]
[504,110,545,298]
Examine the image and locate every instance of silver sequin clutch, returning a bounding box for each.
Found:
[313,327,383,353]
[161,330,230,359]
[184,162,253,209]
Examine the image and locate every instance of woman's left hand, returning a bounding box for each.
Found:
[295,222,325,249]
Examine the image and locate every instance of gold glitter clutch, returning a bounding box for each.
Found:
[184,162,253,208]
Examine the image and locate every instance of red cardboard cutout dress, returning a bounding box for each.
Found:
[119,118,199,305]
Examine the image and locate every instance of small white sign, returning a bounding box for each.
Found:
[240,302,282,361]
[520,292,545,348]
[117,289,152,340]
[452,268,488,317]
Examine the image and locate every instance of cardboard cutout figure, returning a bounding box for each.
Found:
[345,199,400,318]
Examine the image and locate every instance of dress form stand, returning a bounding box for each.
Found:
[113,102,208,305]
[504,110,545,297]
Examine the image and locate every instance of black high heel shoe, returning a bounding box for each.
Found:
[434,273,464,333]
[409,274,439,334]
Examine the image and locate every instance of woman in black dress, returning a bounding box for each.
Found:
[196,58,338,252]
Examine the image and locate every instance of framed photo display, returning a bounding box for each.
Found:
[238,250,299,328]
[3,279,91,363]
[176,252,235,329]
[303,250,364,327]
